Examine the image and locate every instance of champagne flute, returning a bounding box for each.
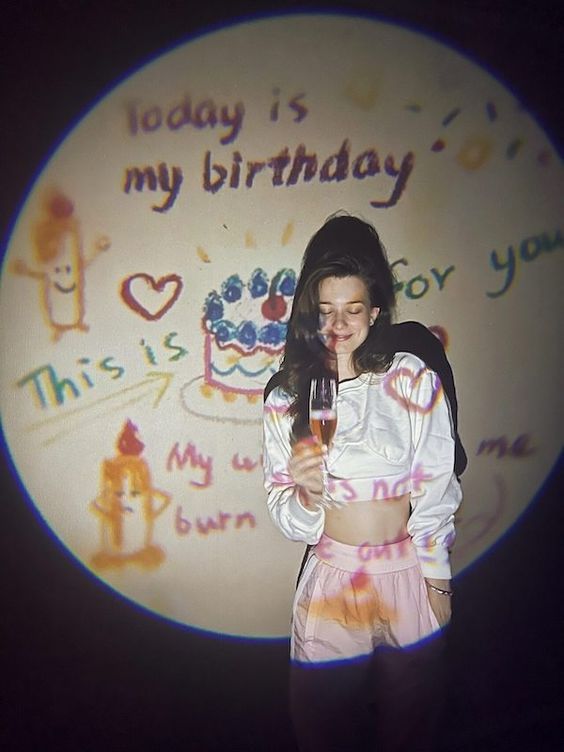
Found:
[309,377,338,506]
[309,377,338,448]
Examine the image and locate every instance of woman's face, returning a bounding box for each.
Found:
[317,275,379,356]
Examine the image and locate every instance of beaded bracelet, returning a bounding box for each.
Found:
[426,583,453,597]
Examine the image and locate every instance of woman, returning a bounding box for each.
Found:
[264,215,467,479]
[262,215,462,751]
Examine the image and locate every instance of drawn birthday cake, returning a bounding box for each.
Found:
[201,268,296,399]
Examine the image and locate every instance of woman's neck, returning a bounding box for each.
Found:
[336,355,356,381]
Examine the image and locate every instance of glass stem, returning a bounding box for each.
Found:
[321,455,330,503]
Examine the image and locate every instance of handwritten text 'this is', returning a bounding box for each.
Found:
[17,332,188,410]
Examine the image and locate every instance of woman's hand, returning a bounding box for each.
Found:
[425,578,452,628]
[288,437,324,509]
[289,436,344,511]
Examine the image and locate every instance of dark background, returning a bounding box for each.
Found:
[1,2,562,750]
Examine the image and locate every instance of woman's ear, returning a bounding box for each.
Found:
[370,307,380,325]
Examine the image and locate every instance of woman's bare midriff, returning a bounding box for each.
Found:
[323,493,411,546]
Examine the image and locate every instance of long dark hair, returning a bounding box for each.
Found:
[280,214,397,440]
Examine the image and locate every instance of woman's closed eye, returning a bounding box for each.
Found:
[319,307,364,318]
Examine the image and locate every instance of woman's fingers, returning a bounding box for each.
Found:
[290,439,348,508]
[290,442,323,471]
[289,446,324,496]
[291,453,323,475]
[326,498,346,510]
[289,458,322,485]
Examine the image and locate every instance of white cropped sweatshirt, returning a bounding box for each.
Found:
[262,352,462,579]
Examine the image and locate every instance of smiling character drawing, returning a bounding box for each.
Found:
[90,420,171,571]
[11,189,110,342]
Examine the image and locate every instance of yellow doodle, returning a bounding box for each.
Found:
[90,420,171,570]
[11,189,110,342]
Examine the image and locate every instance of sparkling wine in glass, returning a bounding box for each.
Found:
[309,377,338,448]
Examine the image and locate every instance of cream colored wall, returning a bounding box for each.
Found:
[1,15,562,637]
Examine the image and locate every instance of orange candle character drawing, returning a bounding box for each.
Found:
[11,189,110,342]
[90,420,171,570]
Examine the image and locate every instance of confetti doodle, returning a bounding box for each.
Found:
[428,325,449,350]
[428,106,461,153]
[441,107,461,127]
[245,231,257,249]
[197,246,211,263]
[120,273,183,320]
[456,136,493,170]
[537,149,551,166]
[343,73,379,110]
[486,101,498,122]
[281,221,294,246]
[429,101,528,165]
[506,138,523,159]
[269,86,281,121]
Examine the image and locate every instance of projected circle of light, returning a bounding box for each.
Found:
[0,14,562,641]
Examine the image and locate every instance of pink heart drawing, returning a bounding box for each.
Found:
[121,273,183,321]
[383,366,442,414]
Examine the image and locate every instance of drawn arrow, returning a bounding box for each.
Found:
[27,371,174,446]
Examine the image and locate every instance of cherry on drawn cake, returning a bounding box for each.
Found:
[121,273,183,320]
[261,270,291,321]
[261,294,287,321]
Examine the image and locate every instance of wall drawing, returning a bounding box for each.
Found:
[11,189,110,342]
[90,420,171,570]
[0,15,561,639]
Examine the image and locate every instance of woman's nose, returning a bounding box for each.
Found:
[333,311,347,329]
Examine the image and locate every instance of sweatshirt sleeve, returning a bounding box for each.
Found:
[402,361,463,579]
[262,388,325,543]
